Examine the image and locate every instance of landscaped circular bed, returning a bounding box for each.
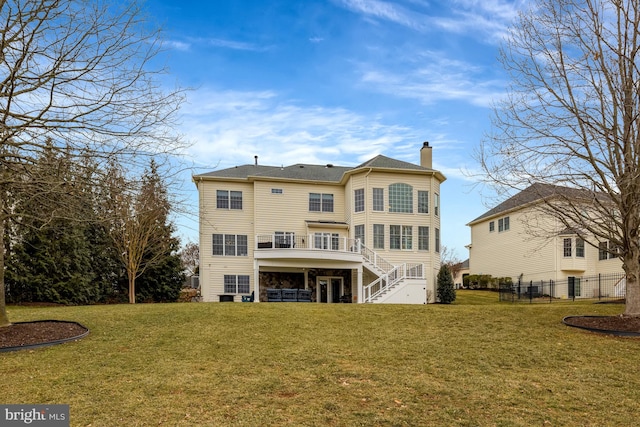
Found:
[563,315,640,337]
[0,320,89,352]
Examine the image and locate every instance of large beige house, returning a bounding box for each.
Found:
[193,142,445,303]
[466,183,624,299]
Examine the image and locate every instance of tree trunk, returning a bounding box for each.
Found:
[623,252,640,317]
[128,272,136,304]
[0,206,10,327]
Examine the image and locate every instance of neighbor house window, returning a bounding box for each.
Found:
[354,224,365,245]
[390,225,412,250]
[389,183,413,213]
[576,238,585,258]
[498,216,510,232]
[418,226,429,250]
[217,190,242,210]
[563,238,572,257]
[224,275,250,294]
[599,241,609,260]
[271,188,283,194]
[309,193,334,212]
[435,228,440,253]
[418,191,429,214]
[354,189,365,212]
[213,234,248,256]
[373,224,385,249]
[373,188,384,211]
[434,193,440,216]
[489,221,495,232]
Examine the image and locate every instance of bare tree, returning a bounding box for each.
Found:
[104,161,174,304]
[180,241,199,277]
[439,245,463,279]
[0,0,185,325]
[477,0,640,316]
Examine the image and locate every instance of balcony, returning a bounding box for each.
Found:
[254,234,362,263]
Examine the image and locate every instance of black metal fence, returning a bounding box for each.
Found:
[499,272,626,303]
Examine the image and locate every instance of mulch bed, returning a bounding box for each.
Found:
[563,315,640,335]
[0,321,88,350]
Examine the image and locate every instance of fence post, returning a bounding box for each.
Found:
[598,273,602,301]
[529,280,533,303]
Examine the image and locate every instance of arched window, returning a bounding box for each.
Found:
[388,183,413,213]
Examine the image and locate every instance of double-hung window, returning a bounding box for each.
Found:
[598,241,609,261]
[213,234,248,256]
[309,193,334,212]
[576,238,585,258]
[354,224,365,245]
[224,275,250,294]
[390,225,412,250]
[563,238,572,257]
[373,224,385,249]
[418,191,429,213]
[373,188,384,211]
[418,226,429,250]
[354,189,364,212]
[435,228,440,253]
[498,216,510,232]
[434,193,439,216]
[217,190,243,210]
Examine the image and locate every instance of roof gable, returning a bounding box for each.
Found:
[354,154,433,172]
[468,183,600,224]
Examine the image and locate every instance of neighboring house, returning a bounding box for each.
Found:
[466,183,624,299]
[193,142,445,304]
[452,259,469,289]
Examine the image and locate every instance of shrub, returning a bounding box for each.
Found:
[437,264,456,304]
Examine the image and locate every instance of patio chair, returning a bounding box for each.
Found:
[241,291,254,302]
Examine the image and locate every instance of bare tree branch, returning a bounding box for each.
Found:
[475,0,640,316]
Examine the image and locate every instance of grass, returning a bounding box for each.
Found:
[2,291,639,426]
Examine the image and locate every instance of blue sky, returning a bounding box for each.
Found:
[147,0,528,260]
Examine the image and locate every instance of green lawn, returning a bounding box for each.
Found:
[2,291,638,426]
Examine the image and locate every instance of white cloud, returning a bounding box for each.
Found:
[179,88,428,170]
[358,51,505,107]
[164,39,191,51]
[336,0,526,44]
[336,0,426,31]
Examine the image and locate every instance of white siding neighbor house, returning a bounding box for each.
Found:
[194,142,445,304]
[466,183,625,299]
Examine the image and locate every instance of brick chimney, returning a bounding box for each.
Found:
[420,141,432,168]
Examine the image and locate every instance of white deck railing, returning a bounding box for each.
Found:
[256,234,425,303]
[256,234,359,253]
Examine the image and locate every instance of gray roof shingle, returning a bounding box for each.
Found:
[468,183,601,224]
[194,154,436,183]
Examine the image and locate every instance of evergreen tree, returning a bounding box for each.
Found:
[4,146,103,304]
[134,160,185,302]
[437,264,456,304]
